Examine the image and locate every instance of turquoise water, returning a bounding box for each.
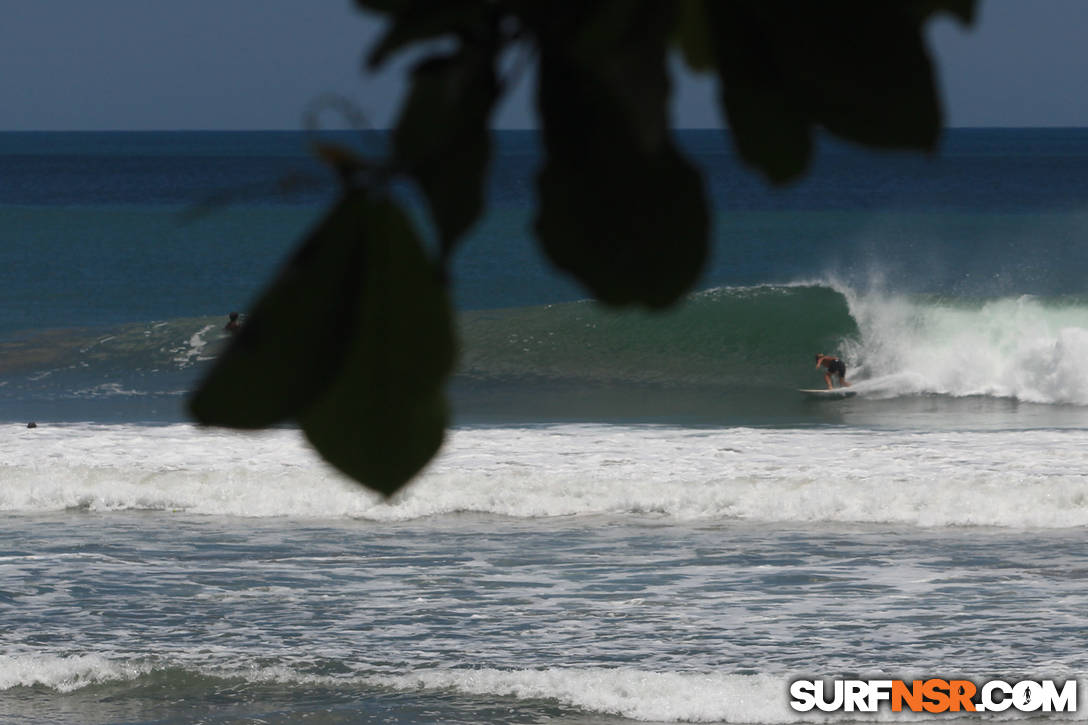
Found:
[3,130,1088,723]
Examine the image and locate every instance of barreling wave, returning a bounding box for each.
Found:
[4,282,1088,423]
[460,282,1088,406]
[459,284,855,389]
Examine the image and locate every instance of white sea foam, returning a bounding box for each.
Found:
[369,668,1088,723]
[375,668,802,723]
[838,286,1088,405]
[3,423,1088,527]
[7,656,1076,724]
[217,666,1088,723]
[12,656,1078,724]
[72,382,149,398]
[172,323,217,366]
[0,654,149,692]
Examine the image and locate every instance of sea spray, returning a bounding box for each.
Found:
[839,285,1088,404]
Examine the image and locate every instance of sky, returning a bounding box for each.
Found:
[1,0,1087,130]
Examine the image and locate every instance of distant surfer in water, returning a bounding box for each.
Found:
[815,353,850,389]
[225,312,241,334]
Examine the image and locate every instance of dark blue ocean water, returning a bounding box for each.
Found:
[5,130,1088,724]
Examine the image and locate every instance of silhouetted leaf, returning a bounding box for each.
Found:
[394,46,498,255]
[299,198,455,495]
[531,1,708,308]
[536,151,708,309]
[707,1,812,184]
[189,192,370,428]
[356,0,491,68]
[672,0,714,72]
[707,1,973,183]
[910,0,976,23]
[799,7,939,150]
[310,141,370,180]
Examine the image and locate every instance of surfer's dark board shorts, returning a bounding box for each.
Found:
[829,360,846,377]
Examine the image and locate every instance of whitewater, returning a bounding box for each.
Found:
[837,285,1088,406]
[5,417,1088,724]
[4,421,1088,528]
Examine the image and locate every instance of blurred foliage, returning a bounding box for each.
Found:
[190,0,976,494]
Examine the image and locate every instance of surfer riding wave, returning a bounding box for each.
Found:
[815,353,850,389]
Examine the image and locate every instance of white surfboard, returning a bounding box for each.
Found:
[798,388,857,398]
